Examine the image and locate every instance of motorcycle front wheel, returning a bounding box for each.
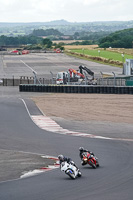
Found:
[89,160,96,169]
[66,172,76,179]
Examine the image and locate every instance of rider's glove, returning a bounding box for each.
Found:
[90,152,94,156]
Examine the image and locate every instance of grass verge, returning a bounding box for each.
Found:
[65,50,123,68]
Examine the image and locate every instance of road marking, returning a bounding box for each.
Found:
[31,115,133,142]
[20,155,59,179]
[20,60,37,74]
[21,98,133,142]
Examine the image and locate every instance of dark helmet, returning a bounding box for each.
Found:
[79,147,84,151]
[58,154,64,161]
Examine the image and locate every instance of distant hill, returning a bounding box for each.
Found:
[0,20,71,27]
[1,20,133,36]
[0,19,133,27]
[41,19,71,25]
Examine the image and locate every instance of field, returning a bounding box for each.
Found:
[64,44,98,49]
[53,40,84,44]
[69,49,133,63]
[63,44,133,66]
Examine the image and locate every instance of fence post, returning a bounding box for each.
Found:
[100,72,103,85]
[12,75,14,86]
[112,72,116,86]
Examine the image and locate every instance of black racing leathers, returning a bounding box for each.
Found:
[59,157,79,170]
[79,150,94,165]
[59,157,72,165]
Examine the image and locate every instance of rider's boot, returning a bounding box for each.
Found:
[81,161,86,165]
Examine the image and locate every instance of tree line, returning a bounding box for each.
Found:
[99,28,133,48]
[31,28,63,37]
[0,35,64,50]
[0,35,42,46]
[0,27,133,49]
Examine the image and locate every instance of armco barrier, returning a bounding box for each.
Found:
[19,84,133,95]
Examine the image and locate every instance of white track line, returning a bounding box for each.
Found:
[20,60,37,74]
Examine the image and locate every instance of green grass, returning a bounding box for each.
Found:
[70,49,133,63]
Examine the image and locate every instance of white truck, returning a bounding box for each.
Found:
[56,65,95,85]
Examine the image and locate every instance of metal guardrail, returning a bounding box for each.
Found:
[97,78,126,86]
[0,77,55,86]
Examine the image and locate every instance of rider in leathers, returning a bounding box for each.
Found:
[79,147,95,165]
[58,155,80,171]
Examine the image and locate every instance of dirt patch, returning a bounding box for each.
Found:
[32,93,133,124]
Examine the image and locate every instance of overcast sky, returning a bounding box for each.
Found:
[0,0,133,23]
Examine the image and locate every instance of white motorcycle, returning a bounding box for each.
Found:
[60,161,82,179]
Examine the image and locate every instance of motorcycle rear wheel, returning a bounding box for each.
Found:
[77,171,82,177]
[96,163,99,167]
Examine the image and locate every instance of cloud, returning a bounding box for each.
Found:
[0,0,133,22]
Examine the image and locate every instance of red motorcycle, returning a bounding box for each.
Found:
[82,152,99,169]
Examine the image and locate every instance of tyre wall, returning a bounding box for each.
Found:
[19,84,133,95]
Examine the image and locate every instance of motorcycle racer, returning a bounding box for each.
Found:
[58,155,81,175]
[79,147,95,165]
[58,155,72,165]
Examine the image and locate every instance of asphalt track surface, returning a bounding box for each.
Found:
[0,54,132,200]
[0,53,122,79]
[0,95,133,200]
